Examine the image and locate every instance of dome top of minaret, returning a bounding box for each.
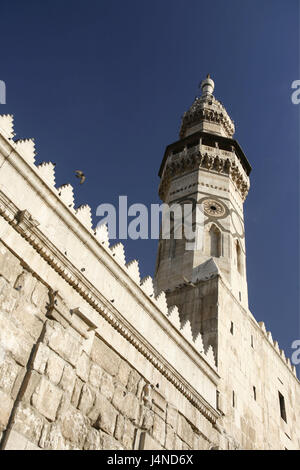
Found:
[180,75,235,139]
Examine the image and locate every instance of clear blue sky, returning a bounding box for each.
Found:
[1,0,299,368]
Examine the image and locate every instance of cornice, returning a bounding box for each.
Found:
[159,149,250,202]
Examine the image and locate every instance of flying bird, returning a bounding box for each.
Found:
[75,170,86,184]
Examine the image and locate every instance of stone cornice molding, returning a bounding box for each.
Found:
[159,149,250,202]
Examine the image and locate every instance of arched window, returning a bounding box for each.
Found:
[236,240,243,275]
[209,225,221,258]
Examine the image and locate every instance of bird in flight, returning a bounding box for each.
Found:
[75,170,86,184]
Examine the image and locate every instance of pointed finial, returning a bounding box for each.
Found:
[200,74,215,96]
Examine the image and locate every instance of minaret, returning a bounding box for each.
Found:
[155,76,251,356]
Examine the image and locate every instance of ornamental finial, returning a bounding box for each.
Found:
[200,74,215,96]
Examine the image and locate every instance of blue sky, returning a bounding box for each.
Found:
[0,0,299,367]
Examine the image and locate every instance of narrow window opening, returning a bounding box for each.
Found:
[209,225,221,258]
[279,391,287,422]
[232,391,235,408]
[216,391,220,410]
[230,322,234,335]
[239,291,241,301]
[251,335,254,348]
[236,240,243,275]
[253,386,256,401]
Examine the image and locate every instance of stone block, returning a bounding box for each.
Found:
[31,377,63,421]
[151,389,166,418]
[136,377,146,398]
[91,338,121,377]
[59,363,76,396]
[11,402,44,445]
[78,383,95,415]
[19,369,41,403]
[152,414,166,446]
[11,300,44,341]
[166,404,178,429]
[165,424,175,449]
[71,377,83,407]
[0,245,22,284]
[76,351,90,382]
[177,415,194,448]
[118,360,131,386]
[89,394,118,435]
[43,321,81,367]
[2,429,36,450]
[39,423,67,450]
[112,383,127,412]
[0,354,21,394]
[0,389,14,430]
[13,270,36,298]
[0,283,18,313]
[84,427,101,450]
[0,312,32,366]
[100,372,114,400]
[127,369,141,394]
[114,414,125,441]
[46,351,65,385]
[139,431,163,450]
[141,407,154,431]
[174,434,183,450]
[31,282,49,313]
[101,432,124,450]
[122,418,135,449]
[32,342,50,374]
[61,408,88,447]
[123,393,140,423]
[89,362,103,389]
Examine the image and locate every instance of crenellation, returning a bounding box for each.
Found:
[36,162,56,187]
[126,259,140,284]
[140,275,154,296]
[57,184,75,210]
[75,204,93,231]
[180,319,194,343]
[154,291,169,315]
[14,138,36,165]
[0,115,15,140]
[110,242,126,265]
[93,222,109,248]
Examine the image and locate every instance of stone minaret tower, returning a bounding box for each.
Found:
[155,75,251,357]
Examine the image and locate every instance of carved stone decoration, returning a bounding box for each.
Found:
[203,199,226,217]
[158,149,250,202]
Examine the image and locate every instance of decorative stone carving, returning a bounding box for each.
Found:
[203,199,226,217]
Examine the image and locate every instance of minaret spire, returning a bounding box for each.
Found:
[200,73,215,96]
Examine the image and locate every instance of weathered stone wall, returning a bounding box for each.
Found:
[0,242,219,450]
[217,279,300,450]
